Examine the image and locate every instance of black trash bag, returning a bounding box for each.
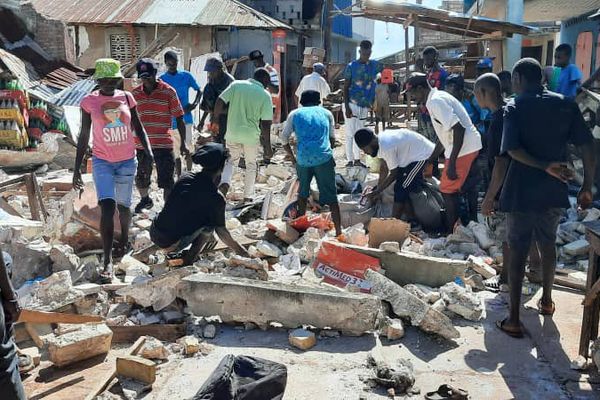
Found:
[192,355,287,400]
[409,180,445,232]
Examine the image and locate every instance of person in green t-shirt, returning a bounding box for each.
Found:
[213,68,273,203]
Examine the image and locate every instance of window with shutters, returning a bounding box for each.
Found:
[108,33,141,62]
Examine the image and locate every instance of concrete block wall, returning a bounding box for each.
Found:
[19,3,75,62]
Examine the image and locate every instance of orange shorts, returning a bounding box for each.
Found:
[440,151,479,194]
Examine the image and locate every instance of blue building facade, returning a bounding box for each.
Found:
[559,12,600,79]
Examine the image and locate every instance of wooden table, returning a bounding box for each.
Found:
[579,220,600,357]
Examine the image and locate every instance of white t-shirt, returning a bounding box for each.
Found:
[425,88,482,158]
[295,72,331,104]
[378,129,435,169]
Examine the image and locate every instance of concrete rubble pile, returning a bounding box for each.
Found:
[403,201,599,274]
[0,161,509,397]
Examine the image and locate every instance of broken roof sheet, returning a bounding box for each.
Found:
[354,0,535,38]
[472,0,600,24]
[28,0,292,29]
[0,48,54,101]
[524,0,600,23]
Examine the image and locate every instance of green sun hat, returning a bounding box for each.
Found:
[94,58,124,80]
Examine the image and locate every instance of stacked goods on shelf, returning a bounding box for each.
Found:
[28,100,53,148]
[0,78,29,150]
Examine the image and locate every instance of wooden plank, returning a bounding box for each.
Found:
[0,196,22,217]
[84,336,147,400]
[109,324,186,343]
[23,174,40,221]
[0,175,25,190]
[18,309,104,324]
[31,173,47,222]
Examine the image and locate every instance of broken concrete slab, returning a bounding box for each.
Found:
[18,270,84,311]
[179,273,383,336]
[139,336,170,360]
[177,335,200,355]
[466,255,496,279]
[116,355,156,384]
[563,239,590,256]
[289,328,317,350]
[6,239,52,288]
[0,209,44,242]
[439,282,485,321]
[267,220,300,244]
[73,282,102,296]
[341,243,467,288]
[117,267,196,311]
[132,230,152,252]
[379,241,400,253]
[365,269,459,340]
[49,244,80,273]
[381,317,404,341]
[47,323,113,367]
[256,240,283,257]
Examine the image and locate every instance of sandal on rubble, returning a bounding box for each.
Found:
[425,384,469,400]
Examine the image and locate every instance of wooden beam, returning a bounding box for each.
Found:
[417,15,494,34]
[109,324,186,343]
[0,197,22,217]
[23,174,40,221]
[18,310,104,324]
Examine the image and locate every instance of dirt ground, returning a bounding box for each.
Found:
[24,287,597,399]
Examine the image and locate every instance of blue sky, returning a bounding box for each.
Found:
[371,0,443,59]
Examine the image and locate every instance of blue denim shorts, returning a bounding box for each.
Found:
[92,157,137,208]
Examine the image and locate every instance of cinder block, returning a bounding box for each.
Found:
[116,355,156,384]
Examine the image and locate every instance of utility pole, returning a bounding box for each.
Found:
[323,0,334,62]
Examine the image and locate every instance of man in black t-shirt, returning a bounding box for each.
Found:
[474,74,509,291]
[150,143,250,265]
[497,58,595,338]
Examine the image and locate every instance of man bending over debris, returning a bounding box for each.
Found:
[405,73,482,231]
[281,90,342,237]
[354,127,434,222]
[0,249,26,400]
[150,143,250,265]
[497,58,595,338]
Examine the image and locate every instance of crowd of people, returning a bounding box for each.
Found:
[1,37,598,398]
[71,40,596,339]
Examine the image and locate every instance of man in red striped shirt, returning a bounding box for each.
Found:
[132,59,187,213]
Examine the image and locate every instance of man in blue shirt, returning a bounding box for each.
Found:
[161,51,202,172]
[281,90,342,237]
[497,58,595,338]
[554,43,583,99]
[343,40,382,167]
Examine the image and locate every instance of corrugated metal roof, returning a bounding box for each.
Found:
[476,0,600,24]
[28,0,291,29]
[358,1,535,38]
[524,0,600,23]
[49,78,96,107]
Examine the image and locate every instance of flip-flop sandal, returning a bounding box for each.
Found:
[99,264,114,284]
[537,299,555,316]
[496,318,524,338]
[425,384,469,399]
